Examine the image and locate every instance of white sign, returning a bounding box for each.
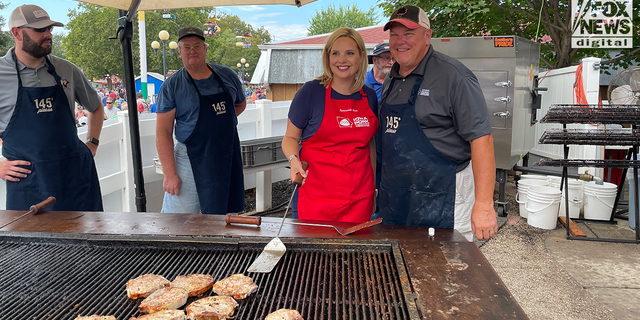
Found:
[571,0,633,48]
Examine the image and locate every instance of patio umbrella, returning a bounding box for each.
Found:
[76,0,316,212]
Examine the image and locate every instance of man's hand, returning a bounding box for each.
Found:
[163,173,182,196]
[0,159,31,182]
[471,202,498,240]
[85,142,98,156]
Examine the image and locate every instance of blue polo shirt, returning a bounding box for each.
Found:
[157,64,245,142]
[365,69,383,102]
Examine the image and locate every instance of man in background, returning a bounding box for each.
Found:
[365,42,394,102]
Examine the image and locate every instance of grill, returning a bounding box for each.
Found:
[539,129,640,145]
[540,104,640,124]
[0,233,419,320]
[536,159,640,168]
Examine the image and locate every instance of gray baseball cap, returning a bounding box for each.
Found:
[9,4,64,29]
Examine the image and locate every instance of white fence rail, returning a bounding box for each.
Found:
[0,100,291,212]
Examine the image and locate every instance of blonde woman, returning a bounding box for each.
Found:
[281,28,379,223]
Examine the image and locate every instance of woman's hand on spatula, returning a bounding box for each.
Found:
[289,157,308,186]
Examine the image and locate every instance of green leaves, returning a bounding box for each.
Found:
[307,4,381,36]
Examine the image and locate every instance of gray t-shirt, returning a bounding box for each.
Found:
[0,48,101,136]
[381,45,492,170]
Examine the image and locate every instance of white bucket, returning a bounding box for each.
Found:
[516,179,549,218]
[583,182,618,221]
[526,186,561,229]
[520,174,549,181]
[549,179,583,219]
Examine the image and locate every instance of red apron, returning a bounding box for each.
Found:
[298,85,378,223]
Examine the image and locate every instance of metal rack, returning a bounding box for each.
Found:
[536,104,640,243]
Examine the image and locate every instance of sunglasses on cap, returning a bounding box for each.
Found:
[23,26,54,33]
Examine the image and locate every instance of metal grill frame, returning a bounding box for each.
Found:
[0,232,420,320]
[540,104,640,124]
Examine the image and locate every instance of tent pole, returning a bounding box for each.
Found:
[118,8,147,212]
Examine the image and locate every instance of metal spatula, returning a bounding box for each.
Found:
[247,161,308,273]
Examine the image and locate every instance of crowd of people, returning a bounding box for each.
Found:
[0,4,499,242]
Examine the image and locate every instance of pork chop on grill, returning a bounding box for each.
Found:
[75,316,116,320]
[185,296,239,320]
[127,274,171,299]
[139,287,189,314]
[265,309,304,320]
[170,274,214,297]
[212,274,258,300]
[129,309,188,320]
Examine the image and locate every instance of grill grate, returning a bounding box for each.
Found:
[538,129,640,145]
[0,234,418,320]
[540,104,640,124]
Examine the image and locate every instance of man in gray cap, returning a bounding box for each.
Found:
[0,4,104,211]
[156,26,246,215]
[365,42,393,102]
[378,5,497,241]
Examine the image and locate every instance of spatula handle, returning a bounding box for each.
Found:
[293,161,309,187]
[31,196,56,215]
[226,214,261,226]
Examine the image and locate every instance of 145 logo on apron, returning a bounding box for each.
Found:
[34,98,53,114]
[212,101,226,115]
[385,116,401,134]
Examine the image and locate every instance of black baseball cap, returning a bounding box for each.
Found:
[383,5,431,31]
[368,42,390,64]
[178,26,205,42]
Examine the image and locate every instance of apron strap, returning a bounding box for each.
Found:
[185,64,231,97]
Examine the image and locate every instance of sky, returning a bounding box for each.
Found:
[0,0,385,42]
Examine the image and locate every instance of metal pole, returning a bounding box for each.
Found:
[162,39,167,82]
[117,9,147,212]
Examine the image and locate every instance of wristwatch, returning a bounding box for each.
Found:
[87,137,99,146]
[288,154,298,162]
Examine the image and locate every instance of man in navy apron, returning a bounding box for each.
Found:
[156,26,246,215]
[379,6,497,241]
[0,5,103,211]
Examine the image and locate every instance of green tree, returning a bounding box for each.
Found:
[0,1,12,54]
[51,32,66,60]
[307,4,380,36]
[378,0,640,69]
[63,5,269,83]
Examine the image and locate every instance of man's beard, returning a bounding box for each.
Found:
[376,63,391,75]
[22,30,52,58]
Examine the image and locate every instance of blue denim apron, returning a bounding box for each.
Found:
[2,51,103,211]
[183,65,244,214]
[378,75,456,228]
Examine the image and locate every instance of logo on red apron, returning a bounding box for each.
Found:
[336,116,353,128]
[353,117,370,127]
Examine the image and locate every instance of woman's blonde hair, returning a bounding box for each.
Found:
[316,27,368,94]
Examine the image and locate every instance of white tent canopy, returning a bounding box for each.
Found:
[76,0,315,11]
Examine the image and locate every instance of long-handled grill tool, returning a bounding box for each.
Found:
[0,196,56,230]
[227,215,383,236]
[247,161,308,273]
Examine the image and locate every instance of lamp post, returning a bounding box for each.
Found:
[151,30,177,82]
[236,58,250,83]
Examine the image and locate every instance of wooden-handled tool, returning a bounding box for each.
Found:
[0,196,56,230]
[247,161,308,273]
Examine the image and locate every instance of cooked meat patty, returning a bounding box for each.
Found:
[265,309,304,320]
[170,274,214,297]
[127,274,170,299]
[185,296,239,320]
[139,287,189,314]
[129,309,188,320]
[75,316,116,320]
[212,274,258,300]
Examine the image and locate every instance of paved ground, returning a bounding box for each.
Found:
[480,176,640,320]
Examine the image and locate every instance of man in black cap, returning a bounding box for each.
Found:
[378,5,497,241]
[365,42,393,102]
[0,4,104,211]
[156,26,247,215]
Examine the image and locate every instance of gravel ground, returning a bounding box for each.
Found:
[244,175,615,319]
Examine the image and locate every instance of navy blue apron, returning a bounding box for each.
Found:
[2,51,103,211]
[378,75,457,228]
[183,65,244,214]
